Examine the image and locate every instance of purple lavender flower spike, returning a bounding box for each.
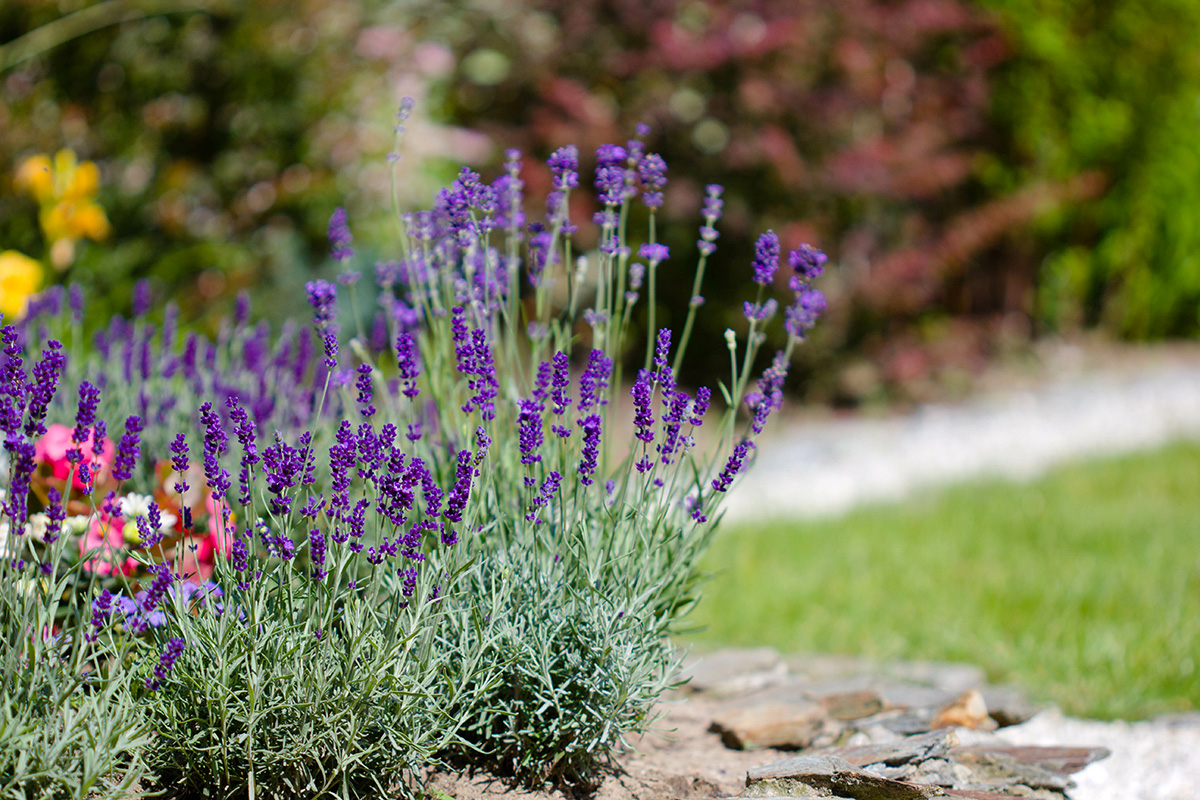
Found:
[328,207,354,261]
[24,340,64,439]
[444,449,474,524]
[690,387,711,426]
[743,298,779,323]
[788,243,827,281]
[595,144,628,206]
[751,230,780,287]
[85,589,113,643]
[638,153,667,209]
[578,349,612,414]
[0,324,25,441]
[784,290,827,339]
[227,397,259,505]
[469,327,499,422]
[517,397,544,466]
[525,471,563,523]
[69,284,84,321]
[638,243,669,264]
[658,390,690,466]
[745,351,790,435]
[310,528,328,580]
[631,369,655,445]
[231,533,250,589]
[4,440,35,527]
[199,402,231,502]
[549,351,572,436]
[305,280,339,368]
[130,279,151,317]
[395,331,420,399]
[548,145,579,191]
[169,433,190,495]
[697,184,724,256]
[91,419,107,459]
[577,414,602,486]
[136,500,166,550]
[43,487,65,544]
[234,291,251,326]
[70,381,100,448]
[653,329,672,375]
[129,564,173,635]
[712,439,753,493]
[146,637,186,691]
[355,363,376,418]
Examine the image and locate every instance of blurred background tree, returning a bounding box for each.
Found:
[3,0,1198,403]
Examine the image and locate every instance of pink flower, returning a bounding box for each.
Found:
[35,423,115,491]
[78,515,137,577]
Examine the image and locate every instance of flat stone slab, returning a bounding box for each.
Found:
[949,745,1110,776]
[816,730,959,768]
[682,648,789,696]
[745,754,943,799]
[711,698,829,750]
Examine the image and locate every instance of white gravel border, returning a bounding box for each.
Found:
[724,354,1200,522]
[1000,708,1200,800]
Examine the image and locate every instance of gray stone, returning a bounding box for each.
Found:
[884,662,987,694]
[787,653,879,683]
[978,687,1037,728]
[745,754,943,799]
[949,745,1110,776]
[817,730,959,768]
[946,749,1073,792]
[710,698,829,750]
[906,758,975,788]
[877,684,958,710]
[682,648,789,696]
[819,690,887,721]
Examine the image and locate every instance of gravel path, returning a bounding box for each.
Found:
[725,344,1200,522]
[999,708,1200,800]
[720,343,1200,799]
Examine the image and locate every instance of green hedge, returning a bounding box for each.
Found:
[985,0,1200,337]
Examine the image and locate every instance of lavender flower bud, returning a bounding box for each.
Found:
[328,207,354,261]
[112,415,144,483]
[631,369,655,445]
[788,243,827,281]
[24,340,64,439]
[86,589,113,643]
[638,153,667,209]
[752,230,780,287]
[169,433,190,494]
[146,637,186,691]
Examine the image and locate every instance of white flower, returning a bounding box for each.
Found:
[64,515,93,535]
[117,493,177,531]
[118,493,154,518]
[25,513,50,543]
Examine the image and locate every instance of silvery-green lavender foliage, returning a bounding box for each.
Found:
[0,517,151,799]
[2,110,826,793]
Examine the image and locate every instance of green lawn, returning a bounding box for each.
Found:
[685,440,1200,721]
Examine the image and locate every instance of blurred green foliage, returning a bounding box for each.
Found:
[0,0,460,329]
[3,0,1199,397]
[983,0,1200,338]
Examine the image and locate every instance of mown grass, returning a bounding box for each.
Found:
[685,440,1200,721]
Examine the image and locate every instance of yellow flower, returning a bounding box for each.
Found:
[68,202,111,240]
[14,154,54,203]
[13,149,109,253]
[0,251,43,319]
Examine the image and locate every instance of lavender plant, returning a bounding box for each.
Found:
[2,110,826,794]
[0,470,151,797]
